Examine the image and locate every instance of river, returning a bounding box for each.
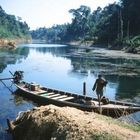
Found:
[0,43,140,139]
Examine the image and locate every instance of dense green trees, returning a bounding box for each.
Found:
[31,0,140,49]
[31,4,120,45]
[122,0,140,36]
[68,5,91,40]
[120,0,140,49]
[1,0,138,49]
[0,6,30,39]
[31,25,68,43]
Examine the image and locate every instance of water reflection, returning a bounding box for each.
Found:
[21,43,69,56]
[0,44,140,103]
[1,43,140,140]
[0,47,29,73]
[116,76,140,99]
[11,91,38,107]
[31,46,70,56]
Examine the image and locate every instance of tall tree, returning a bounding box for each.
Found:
[121,0,140,36]
[0,6,30,38]
[69,5,91,40]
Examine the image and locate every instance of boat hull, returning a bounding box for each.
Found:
[13,82,140,118]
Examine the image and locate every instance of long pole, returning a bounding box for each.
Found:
[0,80,13,93]
[9,71,14,76]
[0,78,14,81]
[83,82,86,96]
[0,72,14,93]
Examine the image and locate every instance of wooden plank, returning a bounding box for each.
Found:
[51,95,68,100]
[46,94,60,98]
[40,93,49,96]
[47,92,55,95]
[28,90,46,95]
[58,96,74,101]
[102,104,129,108]
[40,92,54,96]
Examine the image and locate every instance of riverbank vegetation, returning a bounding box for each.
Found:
[0,6,31,47]
[0,1,140,52]
[31,0,140,53]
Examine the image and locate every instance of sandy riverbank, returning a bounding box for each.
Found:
[92,48,140,60]
[0,38,31,49]
[69,45,140,60]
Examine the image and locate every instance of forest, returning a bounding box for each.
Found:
[0,6,30,39]
[0,0,140,51]
[31,0,140,51]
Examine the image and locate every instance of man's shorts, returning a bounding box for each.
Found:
[96,90,103,97]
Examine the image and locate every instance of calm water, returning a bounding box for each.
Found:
[0,43,140,139]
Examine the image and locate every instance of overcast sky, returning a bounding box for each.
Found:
[0,0,118,30]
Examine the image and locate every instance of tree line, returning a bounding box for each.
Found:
[0,6,30,39]
[31,0,140,50]
[0,0,140,50]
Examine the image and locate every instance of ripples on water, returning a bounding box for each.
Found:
[0,43,140,139]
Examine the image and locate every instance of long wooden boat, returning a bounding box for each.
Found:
[13,81,140,118]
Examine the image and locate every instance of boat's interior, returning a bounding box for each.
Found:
[13,81,140,118]
[18,81,140,110]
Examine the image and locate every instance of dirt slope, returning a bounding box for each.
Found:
[9,105,140,140]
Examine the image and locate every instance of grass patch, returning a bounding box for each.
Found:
[90,131,120,140]
[96,114,140,132]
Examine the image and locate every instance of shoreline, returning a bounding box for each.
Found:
[92,48,140,60]
[0,38,31,49]
[67,45,140,60]
[67,40,140,60]
[64,47,140,77]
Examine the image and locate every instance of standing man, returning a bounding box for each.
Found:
[92,74,107,106]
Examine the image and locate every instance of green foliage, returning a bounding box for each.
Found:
[91,132,120,140]
[68,5,91,40]
[124,35,140,47]
[131,36,140,47]
[98,114,140,132]
[0,6,30,39]
[31,0,140,49]
[121,0,140,36]
[31,24,68,43]
[31,4,121,45]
